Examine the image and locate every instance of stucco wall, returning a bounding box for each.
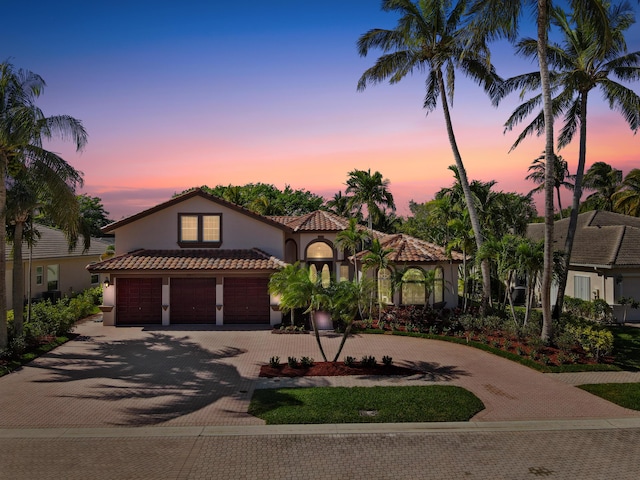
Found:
[6,256,101,310]
[111,196,285,257]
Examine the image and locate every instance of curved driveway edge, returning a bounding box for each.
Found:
[1,318,639,429]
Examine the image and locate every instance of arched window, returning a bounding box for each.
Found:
[402,268,425,305]
[321,264,331,288]
[306,242,333,260]
[309,264,318,283]
[285,239,298,264]
[377,268,392,305]
[433,267,444,304]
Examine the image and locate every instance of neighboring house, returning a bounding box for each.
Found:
[5,224,112,310]
[89,188,462,327]
[528,211,640,322]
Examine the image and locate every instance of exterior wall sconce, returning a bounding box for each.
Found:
[103,278,110,288]
[162,305,169,311]
[216,304,223,311]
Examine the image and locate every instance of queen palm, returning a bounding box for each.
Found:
[582,161,624,212]
[361,238,395,322]
[0,63,87,349]
[335,218,370,283]
[468,0,618,341]
[7,162,84,337]
[613,168,640,216]
[525,152,574,218]
[493,1,639,325]
[358,0,501,311]
[345,169,395,232]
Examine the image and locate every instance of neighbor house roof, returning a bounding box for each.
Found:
[102,188,293,234]
[5,224,111,262]
[527,210,640,268]
[87,248,287,272]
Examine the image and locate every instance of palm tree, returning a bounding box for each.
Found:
[478,0,632,333]
[446,216,474,310]
[7,162,84,337]
[525,152,574,218]
[0,62,87,349]
[326,191,360,220]
[361,238,395,321]
[335,218,370,283]
[268,262,330,361]
[582,161,624,212]
[358,0,502,312]
[505,1,640,322]
[345,169,395,232]
[329,280,363,362]
[613,168,640,216]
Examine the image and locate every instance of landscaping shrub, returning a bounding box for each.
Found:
[19,287,101,344]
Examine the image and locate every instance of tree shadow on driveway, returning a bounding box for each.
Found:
[30,333,250,426]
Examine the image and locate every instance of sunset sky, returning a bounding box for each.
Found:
[4,1,639,220]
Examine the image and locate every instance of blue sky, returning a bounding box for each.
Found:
[3,1,639,219]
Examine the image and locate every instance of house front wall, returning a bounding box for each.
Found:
[362,262,459,308]
[6,256,101,310]
[111,196,285,258]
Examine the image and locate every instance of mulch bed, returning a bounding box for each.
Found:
[259,361,423,378]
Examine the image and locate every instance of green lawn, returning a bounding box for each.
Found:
[249,385,485,424]
[610,326,640,371]
[578,383,640,411]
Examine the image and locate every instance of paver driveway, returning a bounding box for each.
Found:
[1,316,638,429]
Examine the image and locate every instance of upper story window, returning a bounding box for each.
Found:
[178,213,221,247]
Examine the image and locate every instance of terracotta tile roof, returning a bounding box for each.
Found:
[270,210,352,232]
[353,234,463,264]
[527,211,640,267]
[87,248,287,272]
[381,234,464,263]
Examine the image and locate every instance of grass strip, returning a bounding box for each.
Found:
[578,383,640,411]
[0,336,70,377]
[249,385,484,424]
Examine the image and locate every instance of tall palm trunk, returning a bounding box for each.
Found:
[310,310,328,362]
[556,187,563,219]
[436,69,491,311]
[11,217,27,337]
[554,92,588,319]
[537,0,554,342]
[0,158,7,349]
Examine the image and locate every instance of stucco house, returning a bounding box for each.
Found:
[528,210,640,322]
[5,224,111,310]
[89,188,462,327]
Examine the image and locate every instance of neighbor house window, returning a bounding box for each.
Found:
[36,266,43,286]
[90,273,99,285]
[47,264,59,291]
[178,213,221,247]
[574,275,591,301]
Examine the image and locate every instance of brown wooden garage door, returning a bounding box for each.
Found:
[170,278,216,324]
[223,277,270,324]
[116,278,162,325]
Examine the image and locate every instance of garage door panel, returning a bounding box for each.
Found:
[116,278,162,325]
[170,278,216,324]
[224,277,269,324]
